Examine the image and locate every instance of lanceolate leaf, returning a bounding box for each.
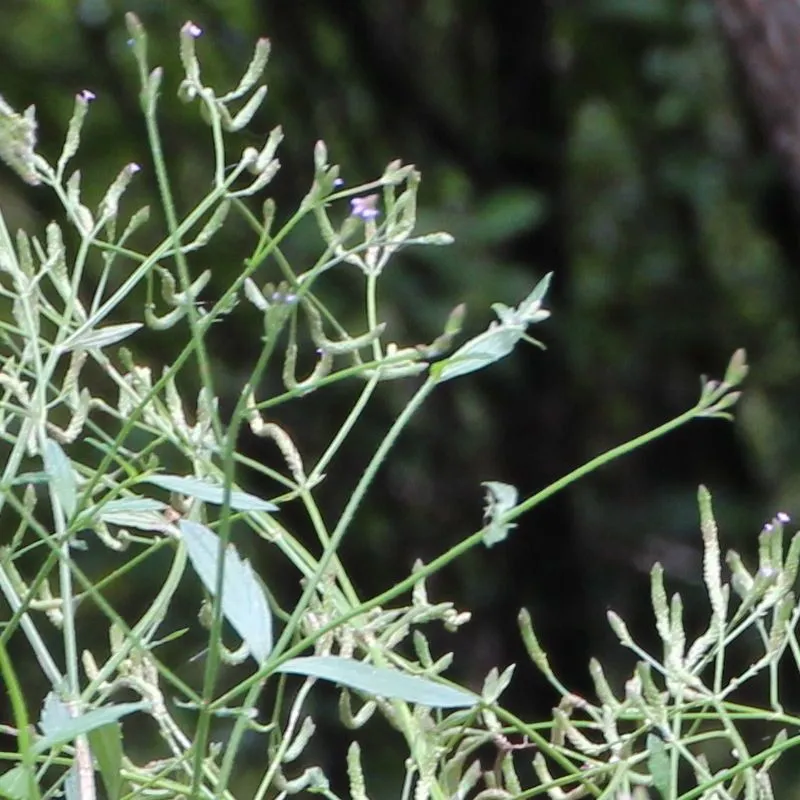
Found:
[143,474,277,512]
[278,656,478,709]
[179,520,273,663]
[62,322,142,351]
[432,273,552,384]
[43,438,77,520]
[433,324,523,382]
[97,496,167,529]
[88,722,124,800]
[36,698,145,755]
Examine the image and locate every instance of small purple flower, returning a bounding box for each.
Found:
[350,194,380,221]
[777,512,791,524]
[333,177,345,188]
[79,89,96,102]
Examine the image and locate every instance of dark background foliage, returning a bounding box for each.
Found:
[2,0,800,795]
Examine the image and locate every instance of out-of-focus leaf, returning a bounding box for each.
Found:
[0,766,29,800]
[474,189,547,244]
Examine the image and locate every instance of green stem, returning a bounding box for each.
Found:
[216,376,438,793]
[270,374,437,661]
[0,636,41,800]
[215,399,713,710]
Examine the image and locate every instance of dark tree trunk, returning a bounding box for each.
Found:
[713,0,800,192]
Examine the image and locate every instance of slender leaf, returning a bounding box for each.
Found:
[433,324,522,383]
[179,520,273,663]
[63,322,142,351]
[0,767,29,800]
[35,700,145,755]
[43,438,77,520]
[100,497,166,514]
[433,273,551,383]
[278,656,478,708]
[95,496,169,531]
[143,474,277,512]
[88,722,124,800]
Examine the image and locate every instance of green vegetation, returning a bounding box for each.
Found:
[1,3,800,797]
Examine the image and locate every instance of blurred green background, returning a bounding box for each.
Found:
[3,0,800,795]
